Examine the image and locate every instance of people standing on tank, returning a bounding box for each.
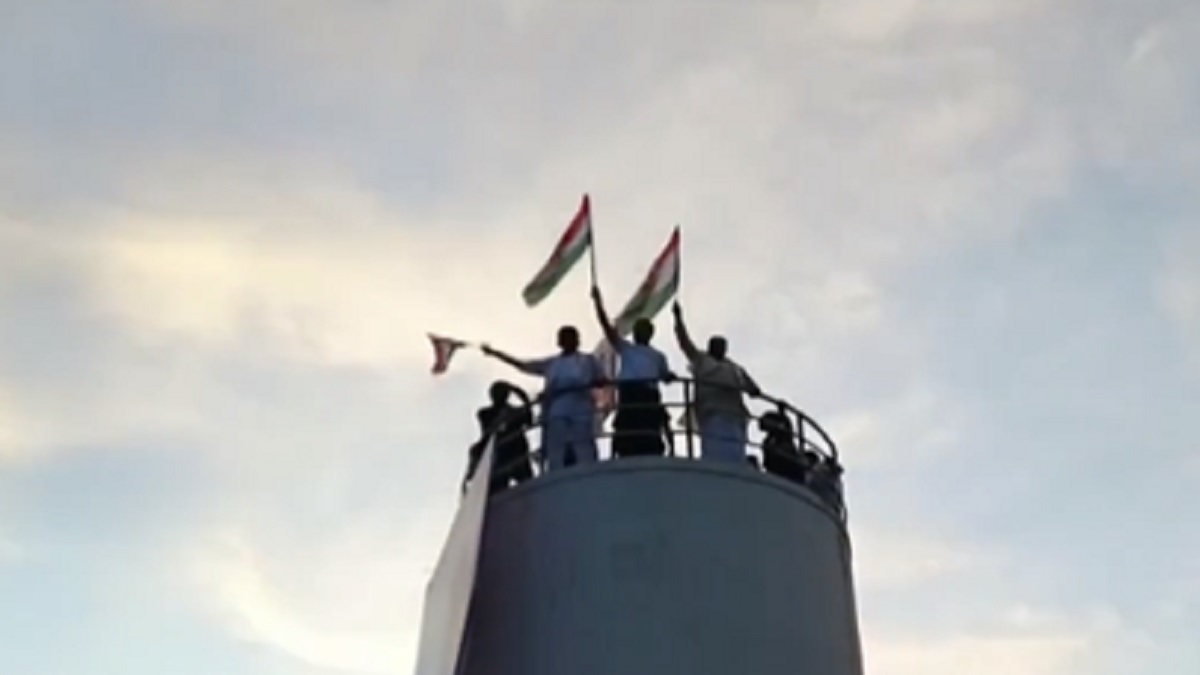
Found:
[590,286,676,459]
[482,326,606,472]
[671,301,762,464]
[465,380,535,495]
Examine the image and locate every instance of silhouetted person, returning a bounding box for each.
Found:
[672,301,761,464]
[464,381,534,495]
[591,286,675,458]
[808,455,845,516]
[483,326,604,471]
[758,408,808,485]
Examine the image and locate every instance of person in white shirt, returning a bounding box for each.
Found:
[591,286,676,458]
[483,326,605,471]
[671,301,761,464]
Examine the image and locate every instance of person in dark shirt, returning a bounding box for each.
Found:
[757,408,809,485]
[465,381,535,495]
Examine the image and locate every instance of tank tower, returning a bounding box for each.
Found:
[414,379,863,675]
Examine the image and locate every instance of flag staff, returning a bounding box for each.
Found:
[674,223,683,303]
[586,193,599,289]
[673,224,696,459]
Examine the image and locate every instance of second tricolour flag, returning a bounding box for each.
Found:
[610,226,680,334]
[521,194,593,307]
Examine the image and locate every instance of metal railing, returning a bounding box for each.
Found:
[467,377,846,519]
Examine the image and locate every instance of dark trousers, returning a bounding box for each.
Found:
[612,383,667,458]
[762,436,808,485]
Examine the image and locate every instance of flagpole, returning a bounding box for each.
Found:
[675,223,683,308]
[586,193,599,289]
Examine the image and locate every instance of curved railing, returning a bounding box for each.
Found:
[468,377,846,519]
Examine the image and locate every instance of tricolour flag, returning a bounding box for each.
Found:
[592,227,682,430]
[521,194,593,307]
[428,333,468,375]
[611,226,681,333]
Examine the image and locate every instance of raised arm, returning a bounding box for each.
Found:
[481,344,545,376]
[590,286,622,346]
[508,384,534,426]
[508,384,531,405]
[671,302,701,362]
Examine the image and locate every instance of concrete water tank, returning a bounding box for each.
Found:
[457,457,864,675]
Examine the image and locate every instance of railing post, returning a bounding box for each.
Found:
[683,380,695,460]
[796,410,807,455]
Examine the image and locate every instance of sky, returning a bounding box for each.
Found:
[1,0,1198,673]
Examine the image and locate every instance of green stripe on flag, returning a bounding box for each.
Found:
[521,236,590,306]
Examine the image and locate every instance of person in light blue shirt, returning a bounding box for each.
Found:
[483,326,605,472]
[591,286,676,458]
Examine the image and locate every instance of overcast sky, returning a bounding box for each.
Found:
[2,0,1198,674]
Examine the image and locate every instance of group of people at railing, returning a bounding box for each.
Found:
[463,288,845,517]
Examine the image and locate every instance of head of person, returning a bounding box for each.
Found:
[632,317,654,345]
[758,411,792,436]
[707,335,728,360]
[557,325,580,353]
[488,381,511,406]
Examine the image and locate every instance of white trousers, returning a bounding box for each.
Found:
[699,415,748,464]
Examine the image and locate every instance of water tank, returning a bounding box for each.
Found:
[456,457,864,675]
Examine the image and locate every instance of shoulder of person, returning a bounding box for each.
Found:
[614,339,639,355]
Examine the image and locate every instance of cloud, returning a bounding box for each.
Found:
[824,382,967,470]
[866,631,1088,675]
[181,510,454,675]
[853,528,988,591]
[863,600,1168,675]
[0,523,23,566]
[1158,228,1200,372]
[4,1,1200,674]
[0,383,27,464]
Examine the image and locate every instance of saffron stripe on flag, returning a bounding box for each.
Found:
[521,194,593,307]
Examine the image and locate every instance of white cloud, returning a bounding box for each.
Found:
[816,0,1051,43]
[181,508,454,675]
[1158,229,1200,372]
[15,0,1088,385]
[864,603,1157,675]
[825,383,966,469]
[0,384,27,463]
[5,2,1200,675]
[866,631,1089,675]
[0,525,23,566]
[75,198,581,370]
[853,528,988,590]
